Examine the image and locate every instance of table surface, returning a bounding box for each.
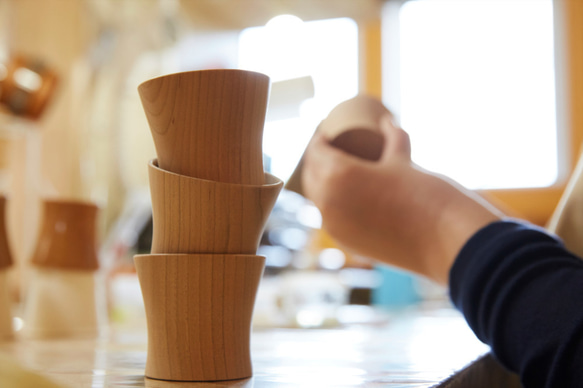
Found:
[0,305,489,388]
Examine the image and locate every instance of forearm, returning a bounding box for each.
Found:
[399,167,503,284]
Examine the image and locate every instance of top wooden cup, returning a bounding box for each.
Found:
[138,69,270,185]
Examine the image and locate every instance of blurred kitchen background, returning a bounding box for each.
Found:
[0,0,581,331]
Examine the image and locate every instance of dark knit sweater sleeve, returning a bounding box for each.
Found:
[449,220,583,388]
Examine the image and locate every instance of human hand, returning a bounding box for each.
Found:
[302,116,503,284]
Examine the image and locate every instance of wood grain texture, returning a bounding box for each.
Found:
[286,94,390,195]
[134,254,265,382]
[0,197,13,270]
[138,69,270,185]
[148,159,282,255]
[30,200,99,270]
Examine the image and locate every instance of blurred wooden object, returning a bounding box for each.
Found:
[0,196,13,270]
[31,200,99,270]
[23,267,101,339]
[318,94,390,148]
[134,254,265,382]
[0,53,58,120]
[0,196,13,340]
[138,70,269,185]
[148,159,282,255]
[547,150,583,258]
[24,199,102,339]
[0,270,13,340]
[0,351,65,388]
[286,94,390,195]
[436,353,520,388]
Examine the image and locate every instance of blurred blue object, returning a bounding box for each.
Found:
[372,265,420,307]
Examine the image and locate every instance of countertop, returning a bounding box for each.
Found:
[0,305,489,387]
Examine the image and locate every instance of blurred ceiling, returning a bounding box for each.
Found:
[179,0,383,30]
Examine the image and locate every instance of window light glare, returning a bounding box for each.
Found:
[393,0,558,190]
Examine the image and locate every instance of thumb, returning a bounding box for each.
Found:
[379,114,411,163]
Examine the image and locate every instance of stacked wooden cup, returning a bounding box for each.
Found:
[136,69,282,382]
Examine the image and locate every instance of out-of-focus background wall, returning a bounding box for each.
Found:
[1,0,583,329]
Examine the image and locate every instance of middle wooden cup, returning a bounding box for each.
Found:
[148,159,282,254]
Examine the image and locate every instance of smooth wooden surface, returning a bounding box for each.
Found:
[436,353,520,388]
[318,94,391,141]
[286,95,389,195]
[0,196,13,270]
[148,160,282,255]
[22,268,100,339]
[0,270,12,340]
[134,254,265,382]
[0,305,490,387]
[30,200,99,271]
[138,69,269,185]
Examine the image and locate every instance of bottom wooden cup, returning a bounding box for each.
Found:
[134,254,266,382]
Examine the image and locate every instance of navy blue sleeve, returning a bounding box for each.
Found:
[449,220,583,388]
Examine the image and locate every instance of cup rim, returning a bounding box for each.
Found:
[149,159,282,189]
[138,69,270,93]
[41,198,100,211]
[134,253,265,260]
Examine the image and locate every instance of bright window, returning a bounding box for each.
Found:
[383,0,559,189]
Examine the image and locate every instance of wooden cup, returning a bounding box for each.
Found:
[285,94,391,195]
[0,197,13,340]
[134,254,266,382]
[138,69,270,185]
[148,159,282,255]
[0,196,12,270]
[0,269,12,340]
[30,200,99,270]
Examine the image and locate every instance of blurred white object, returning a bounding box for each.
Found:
[266,76,315,121]
[23,268,106,339]
[279,271,348,328]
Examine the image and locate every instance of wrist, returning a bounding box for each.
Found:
[427,177,503,284]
